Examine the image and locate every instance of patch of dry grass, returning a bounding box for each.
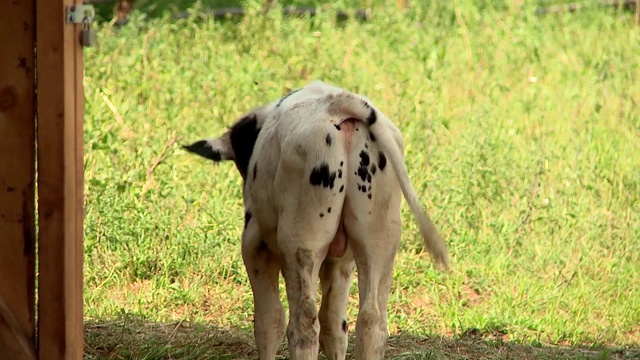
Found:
[85,318,640,359]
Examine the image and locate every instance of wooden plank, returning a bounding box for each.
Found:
[36,0,85,359]
[0,0,37,358]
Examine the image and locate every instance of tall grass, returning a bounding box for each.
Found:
[83,1,640,358]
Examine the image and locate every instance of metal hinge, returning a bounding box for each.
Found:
[66,4,96,24]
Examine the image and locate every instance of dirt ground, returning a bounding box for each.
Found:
[85,319,640,360]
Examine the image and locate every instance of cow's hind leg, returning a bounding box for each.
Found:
[275,129,347,359]
[348,217,401,360]
[242,223,285,360]
[278,222,340,359]
[280,243,325,360]
[318,257,355,360]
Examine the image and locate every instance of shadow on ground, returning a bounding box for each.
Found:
[84,318,639,360]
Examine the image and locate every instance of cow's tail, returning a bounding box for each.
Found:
[328,92,450,270]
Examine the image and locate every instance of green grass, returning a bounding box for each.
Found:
[83,0,640,358]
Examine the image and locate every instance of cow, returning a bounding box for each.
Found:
[183,80,450,360]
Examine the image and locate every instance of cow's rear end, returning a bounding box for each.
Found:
[182,81,449,360]
[249,89,412,359]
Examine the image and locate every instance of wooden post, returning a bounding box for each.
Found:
[0,0,37,358]
[36,0,85,359]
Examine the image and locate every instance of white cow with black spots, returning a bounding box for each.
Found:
[183,80,450,360]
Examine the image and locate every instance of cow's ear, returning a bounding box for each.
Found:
[228,113,261,178]
[182,134,234,162]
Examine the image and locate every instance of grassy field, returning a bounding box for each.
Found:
[83,0,640,358]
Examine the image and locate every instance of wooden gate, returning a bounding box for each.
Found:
[1,0,85,359]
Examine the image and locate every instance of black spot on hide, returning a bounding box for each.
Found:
[309,162,337,189]
[326,133,332,146]
[334,124,341,131]
[357,150,372,183]
[360,151,370,167]
[378,151,387,171]
[366,108,377,126]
